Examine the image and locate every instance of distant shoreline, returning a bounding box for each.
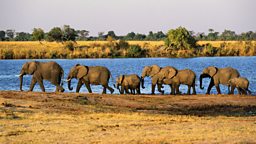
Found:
[0,41,255,59]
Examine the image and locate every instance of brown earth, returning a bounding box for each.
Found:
[0,91,256,143]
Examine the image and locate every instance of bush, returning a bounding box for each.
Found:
[127,45,145,57]
[165,27,197,50]
[64,41,75,51]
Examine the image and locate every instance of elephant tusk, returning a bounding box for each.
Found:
[66,78,71,82]
[18,74,22,77]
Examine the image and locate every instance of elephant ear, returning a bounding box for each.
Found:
[28,61,37,74]
[208,66,218,77]
[77,65,89,79]
[149,65,161,77]
[167,67,178,79]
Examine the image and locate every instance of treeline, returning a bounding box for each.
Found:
[1,25,256,42]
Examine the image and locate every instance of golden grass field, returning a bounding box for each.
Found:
[0,41,255,59]
[0,91,256,144]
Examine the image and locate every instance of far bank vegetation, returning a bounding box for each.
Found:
[0,26,255,59]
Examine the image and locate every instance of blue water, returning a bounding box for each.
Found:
[0,57,255,95]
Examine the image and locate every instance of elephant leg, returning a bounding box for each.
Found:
[192,84,196,95]
[240,88,247,95]
[175,85,180,95]
[206,79,214,94]
[102,87,107,94]
[76,80,83,93]
[137,87,141,94]
[37,79,45,92]
[230,86,235,94]
[85,83,92,93]
[187,85,191,95]
[105,84,114,94]
[157,84,164,94]
[124,87,130,94]
[29,77,38,92]
[215,84,221,94]
[52,82,64,92]
[170,85,175,95]
[151,84,156,95]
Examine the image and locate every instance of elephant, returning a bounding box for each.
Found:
[114,74,141,94]
[163,69,196,95]
[228,77,251,95]
[200,66,240,94]
[19,61,64,92]
[141,65,177,94]
[67,64,114,94]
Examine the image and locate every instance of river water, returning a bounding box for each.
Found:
[0,57,255,95]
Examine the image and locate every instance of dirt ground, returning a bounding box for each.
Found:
[0,91,256,144]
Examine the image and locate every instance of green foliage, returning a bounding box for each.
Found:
[47,27,63,42]
[117,40,129,49]
[0,31,5,41]
[165,27,197,50]
[64,41,75,51]
[76,30,89,40]
[220,30,236,40]
[15,32,32,41]
[62,25,77,41]
[32,28,44,41]
[6,29,15,40]
[127,45,145,57]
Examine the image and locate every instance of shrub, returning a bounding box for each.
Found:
[165,27,197,50]
[64,41,75,51]
[127,45,145,57]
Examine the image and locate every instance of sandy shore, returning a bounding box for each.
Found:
[0,91,256,143]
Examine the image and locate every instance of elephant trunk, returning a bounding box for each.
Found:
[200,74,208,89]
[19,74,24,91]
[141,76,145,89]
[67,76,73,90]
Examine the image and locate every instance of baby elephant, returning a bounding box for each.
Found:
[115,74,141,94]
[228,77,251,95]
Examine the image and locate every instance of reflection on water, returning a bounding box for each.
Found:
[0,57,255,95]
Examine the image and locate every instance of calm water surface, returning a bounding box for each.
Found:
[0,57,255,94]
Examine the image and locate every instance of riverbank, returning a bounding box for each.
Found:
[0,91,256,143]
[0,41,255,59]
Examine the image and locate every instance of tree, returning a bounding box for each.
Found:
[107,31,117,39]
[154,31,166,40]
[47,27,63,42]
[165,26,197,50]
[207,29,219,40]
[98,32,105,40]
[0,31,5,41]
[127,45,145,57]
[134,33,146,40]
[15,32,32,41]
[32,28,44,41]
[6,29,15,40]
[76,30,89,40]
[124,32,136,40]
[62,25,77,41]
[220,30,236,40]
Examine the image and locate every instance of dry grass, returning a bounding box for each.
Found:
[0,91,256,144]
[0,41,256,59]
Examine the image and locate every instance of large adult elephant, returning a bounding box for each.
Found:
[67,64,114,94]
[19,61,64,92]
[163,69,196,95]
[200,66,240,94]
[141,65,177,94]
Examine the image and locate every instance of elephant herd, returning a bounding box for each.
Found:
[19,61,252,95]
